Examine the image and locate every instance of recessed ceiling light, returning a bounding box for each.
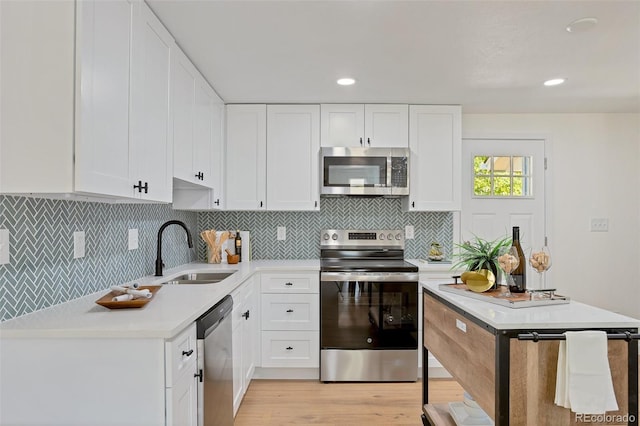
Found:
[566,17,598,33]
[337,78,356,86]
[544,78,566,87]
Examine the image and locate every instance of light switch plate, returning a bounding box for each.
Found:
[73,231,85,259]
[405,225,415,239]
[0,229,10,265]
[277,226,286,241]
[128,229,139,250]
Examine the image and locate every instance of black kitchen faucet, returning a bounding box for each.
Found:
[155,220,193,276]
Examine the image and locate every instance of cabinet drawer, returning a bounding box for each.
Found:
[165,323,197,386]
[261,272,319,293]
[261,293,319,331]
[261,331,319,368]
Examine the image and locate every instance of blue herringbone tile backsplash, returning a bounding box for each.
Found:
[0,196,198,321]
[198,198,452,261]
[1,195,451,321]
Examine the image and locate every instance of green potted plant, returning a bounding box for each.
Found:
[452,234,512,284]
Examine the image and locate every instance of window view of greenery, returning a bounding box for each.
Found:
[473,156,531,197]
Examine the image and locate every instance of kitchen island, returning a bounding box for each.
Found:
[421,281,640,426]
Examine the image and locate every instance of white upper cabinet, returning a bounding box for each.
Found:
[402,105,461,211]
[172,46,218,190]
[266,105,320,211]
[225,105,267,210]
[320,104,408,147]
[74,0,135,198]
[129,1,174,202]
[1,0,173,202]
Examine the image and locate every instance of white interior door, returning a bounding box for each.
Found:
[461,138,549,289]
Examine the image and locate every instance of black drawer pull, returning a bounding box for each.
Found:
[286,309,294,313]
[285,282,293,286]
[182,349,193,357]
[242,310,250,320]
[286,346,293,350]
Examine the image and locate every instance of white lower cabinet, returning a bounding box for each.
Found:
[231,276,258,415]
[0,323,199,425]
[166,324,198,426]
[259,271,319,369]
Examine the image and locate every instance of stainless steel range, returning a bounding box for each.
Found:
[320,229,419,382]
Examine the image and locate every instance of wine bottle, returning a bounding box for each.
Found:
[510,226,526,293]
[235,230,242,262]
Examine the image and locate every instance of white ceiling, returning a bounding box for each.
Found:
[147,0,640,113]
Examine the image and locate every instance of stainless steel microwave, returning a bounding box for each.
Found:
[320,147,409,196]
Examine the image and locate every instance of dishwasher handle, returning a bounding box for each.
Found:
[196,295,233,339]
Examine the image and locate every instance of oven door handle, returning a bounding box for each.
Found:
[320,272,418,282]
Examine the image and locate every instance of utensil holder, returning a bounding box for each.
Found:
[207,246,221,264]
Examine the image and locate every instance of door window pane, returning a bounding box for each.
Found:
[473,155,532,197]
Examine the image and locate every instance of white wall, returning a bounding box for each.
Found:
[462,113,640,319]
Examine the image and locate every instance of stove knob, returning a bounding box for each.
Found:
[323,233,330,241]
[331,233,338,241]
[387,233,393,240]
[395,233,402,240]
[379,233,385,240]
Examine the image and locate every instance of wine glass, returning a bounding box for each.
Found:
[529,246,552,291]
[497,246,520,297]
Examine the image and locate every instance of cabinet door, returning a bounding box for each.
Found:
[167,369,197,426]
[130,2,173,202]
[192,79,214,188]
[404,105,461,211]
[266,105,320,211]
[172,48,197,185]
[364,104,408,147]
[241,278,258,387]
[210,92,225,208]
[232,297,244,415]
[74,0,134,198]
[320,104,364,147]
[225,105,267,210]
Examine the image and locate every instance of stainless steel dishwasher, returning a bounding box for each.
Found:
[196,295,233,426]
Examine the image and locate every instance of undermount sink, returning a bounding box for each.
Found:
[162,271,236,285]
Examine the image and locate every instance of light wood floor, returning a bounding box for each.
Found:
[234,379,463,426]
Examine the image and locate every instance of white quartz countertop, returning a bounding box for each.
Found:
[0,260,319,340]
[407,258,462,274]
[422,281,640,330]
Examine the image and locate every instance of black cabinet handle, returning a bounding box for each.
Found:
[242,310,250,320]
[214,199,220,206]
[367,138,371,146]
[195,172,204,180]
[260,201,263,208]
[195,369,203,382]
[359,137,363,146]
[286,346,293,350]
[133,180,148,194]
[285,282,293,286]
[412,201,415,208]
[314,201,317,208]
[286,309,294,313]
[182,349,193,357]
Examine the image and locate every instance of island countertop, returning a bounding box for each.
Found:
[422,281,640,330]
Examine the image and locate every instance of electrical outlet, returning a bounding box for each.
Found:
[590,218,609,232]
[405,225,415,239]
[128,229,138,250]
[277,226,286,241]
[73,231,85,259]
[0,229,9,265]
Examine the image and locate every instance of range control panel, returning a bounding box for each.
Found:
[320,229,405,247]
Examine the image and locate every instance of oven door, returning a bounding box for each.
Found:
[320,272,418,350]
